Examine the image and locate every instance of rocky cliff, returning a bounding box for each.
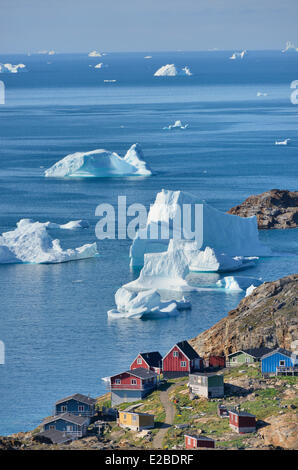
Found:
[190,274,298,357]
[227,189,298,229]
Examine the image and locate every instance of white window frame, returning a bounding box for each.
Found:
[61,405,67,412]
[181,361,187,367]
[49,425,56,430]
[78,405,85,412]
[66,425,74,432]
[131,379,137,385]
[279,360,286,366]
[173,351,179,358]
[137,357,142,364]
[115,379,121,384]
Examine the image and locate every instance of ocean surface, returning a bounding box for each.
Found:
[0,51,297,435]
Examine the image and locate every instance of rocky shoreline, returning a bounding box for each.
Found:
[228,189,298,229]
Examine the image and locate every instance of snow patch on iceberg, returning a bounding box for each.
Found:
[0,219,97,264]
[44,143,152,178]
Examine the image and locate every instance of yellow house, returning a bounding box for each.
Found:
[118,410,154,431]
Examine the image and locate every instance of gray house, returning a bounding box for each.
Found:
[54,393,97,417]
[189,372,224,398]
[41,412,90,439]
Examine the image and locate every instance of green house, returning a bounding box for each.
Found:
[227,347,273,367]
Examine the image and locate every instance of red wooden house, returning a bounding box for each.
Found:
[205,355,226,369]
[130,351,162,375]
[184,434,215,449]
[109,368,158,406]
[229,409,256,434]
[162,340,203,378]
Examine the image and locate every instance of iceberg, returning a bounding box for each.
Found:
[257,92,268,97]
[154,64,192,76]
[108,287,190,319]
[144,56,152,59]
[45,143,152,178]
[188,247,257,273]
[275,139,290,145]
[163,120,189,130]
[130,189,271,268]
[245,284,257,297]
[94,63,103,69]
[88,50,102,57]
[0,219,97,264]
[216,276,262,292]
[282,41,298,52]
[0,63,26,74]
[45,219,90,230]
[229,50,246,60]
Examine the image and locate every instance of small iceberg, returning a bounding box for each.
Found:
[45,143,152,178]
[257,92,268,97]
[189,247,257,273]
[94,63,103,69]
[163,120,189,130]
[144,56,152,59]
[282,41,298,52]
[275,139,290,145]
[45,220,89,230]
[0,63,26,74]
[88,50,102,57]
[245,284,257,297]
[48,50,55,55]
[108,287,191,319]
[229,50,246,60]
[104,79,116,83]
[216,276,262,292]
[0,219,97,264]
[154,64,192,76]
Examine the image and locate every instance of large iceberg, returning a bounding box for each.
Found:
[154,64,192,76]
[45,143,152,178]
[282,41,298,52]
[0,219,97,264]
[216,276,262,292]
[108,287,191,319]
[130,189,271,268]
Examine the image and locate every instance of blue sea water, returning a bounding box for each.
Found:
[0,51,297,435]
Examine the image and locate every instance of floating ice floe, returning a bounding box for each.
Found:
[229,50,246,60]
[257,92,268,97]
[282,41,298,52]
[45,219,90,230]
[163,120,189,130]
[88,50,102,57]
[94,63,104,69]
[154,64,192,76]
[0,219,97,264]
[130,189,271,268]
[144,56,152,59]
[44,143,152,178]
[104,79,116,83]
[275,139,290,145]
[0,63,26,74]
[107,287,191,319]
[216,276,262,292]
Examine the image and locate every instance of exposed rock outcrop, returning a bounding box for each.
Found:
[259,414,298,449]
[228,189,298,229]
[190,274,298,357]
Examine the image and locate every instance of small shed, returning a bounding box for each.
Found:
[229,409,256,434]
[261,348,298,376]
[217,404,229,418]
[184,434,215,449]
[189,372,224,398]
[118,410,154,431]
[227,347,272,367]
[206,355,226,369]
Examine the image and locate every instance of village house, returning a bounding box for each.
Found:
[184,434,215,449]
[229,409,256,434]
[117,410,154,431]
[204,355,225,369]
[162,340,203,378]
[109,368,158,406]
[261,348,298,376]
[226,347,272,367]
[189,372,224,398]
[35,429,73,445]
[54,393,97,417]
[41,413,90,439]
[130,351,162,375]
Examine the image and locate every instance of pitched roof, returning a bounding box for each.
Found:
[36,429,72,444]
[229,409,255,418]
[139,351,162,368]
[184,434,215,442]
[241,347,273,358]
[176,341,200,360]
[128,368,158,380]
[55,393,96,406]
[261,347,294,360]
[42,412,89,426]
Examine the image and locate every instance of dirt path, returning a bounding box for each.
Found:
[153,382,181,449]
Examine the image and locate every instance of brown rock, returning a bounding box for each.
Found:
[259,413,298,449]
[227,189,298,229]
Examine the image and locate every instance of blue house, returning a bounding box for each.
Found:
[41,413,90,439]
[54,393,97,417]
[261,348,298,376]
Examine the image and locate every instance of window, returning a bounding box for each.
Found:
[132,415,137,421]
[188,437,191,445]
[66,425,74,432]
[181,361,187,367]
[137,357,142,364]
[123,414,127,420]
[78,405,85,412]
[115,379,121,384]
[279,360,285,366]
[49,425,56,430]
[131,379,137,385]
[61,405,67,412]
[173,351,178,357]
